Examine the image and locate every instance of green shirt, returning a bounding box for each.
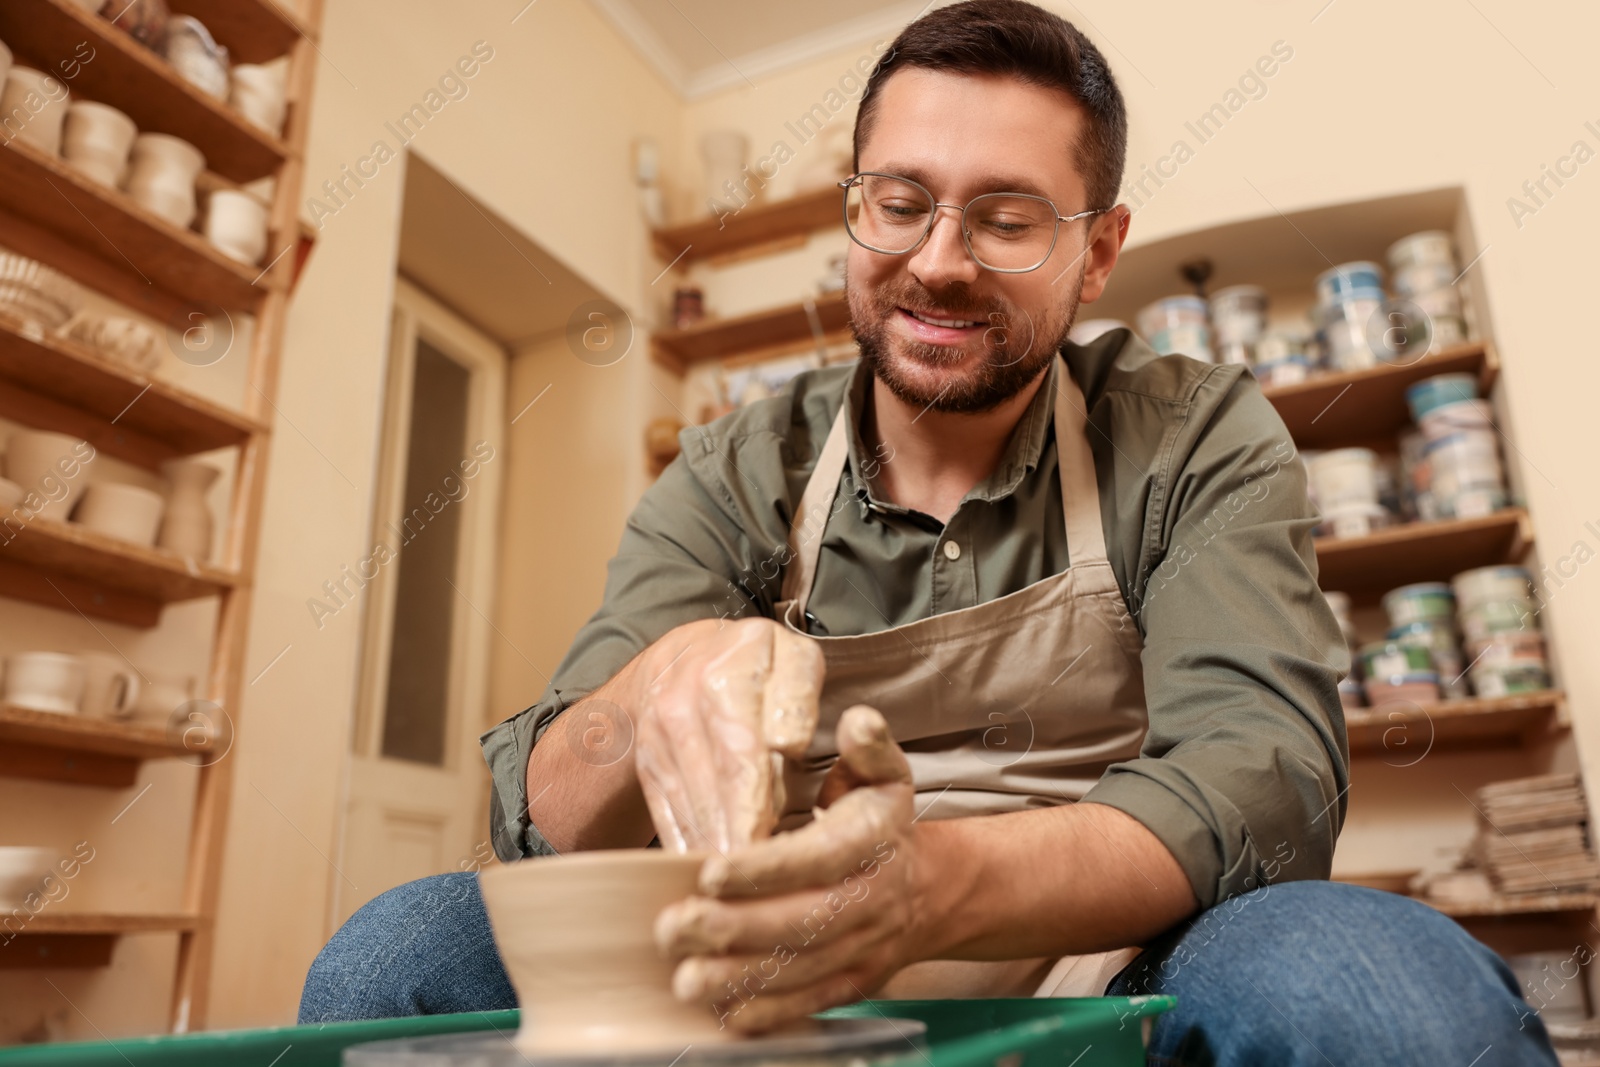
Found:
[480,327,1350,909]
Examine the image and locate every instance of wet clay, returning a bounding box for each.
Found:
[478,849,732,1053]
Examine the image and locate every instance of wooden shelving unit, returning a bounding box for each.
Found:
[652,186,843,265]
[1345,691,1566,758]
[651,290,850,372]
[1314,509,1532,601]
[0,0,323,1028]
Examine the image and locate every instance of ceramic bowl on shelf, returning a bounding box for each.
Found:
[62,99,139,188]
[3,651,88,715]
[0,67,71,156]
[203,189,269,265]
[75,481,165,546]
[63,311,161,373]
[123,132,206,229]
[0,847,62,907]
[4,430,93,521]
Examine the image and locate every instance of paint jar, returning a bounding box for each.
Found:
[1318,296,1385,371]
[1387,230,1457,274]
[1426,430,1506,518]
[1469,659,1552,699]
[1361,641,1436,683]
[1452,566,1534,613]
[1316,503,1391,540]
[1393,260,1457,297]
[1459,600,1536,644]
[1419,397,1493,440]
[1308,448,1380,509]
[1406,373,1478,423]
[1467,631,1551,699]
[1252,356,1312,388]
[1388,621,1467,698]
[1398,429,1431,521]
[1383,582,1456,628]
[1470,630,1548,669]
[1314,261,1386,307]
[1209,285,1269,348]
[1137,296,1214,362]
[1364,671,1441,707]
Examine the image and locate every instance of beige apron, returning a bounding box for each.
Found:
[774,356,1148,998]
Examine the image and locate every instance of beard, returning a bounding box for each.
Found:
[847,263,1084,415]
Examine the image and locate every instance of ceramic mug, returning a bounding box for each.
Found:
[123,133,206,229]
[79,652,143,719]
[75,481,165,545]
[4,431,92,522]
[4,652,87,715]
[203,190,268,265]
[230,59,288,136]
[61,100,138,187]
[133,675,194,721]
[0,67,71,156]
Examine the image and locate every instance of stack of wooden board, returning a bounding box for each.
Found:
[1469,773,1600,895]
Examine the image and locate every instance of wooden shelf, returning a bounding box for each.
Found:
[1314,509,1532,601]
[0,702,214,787]
[1346,691,1565,757]
[1264,341,1498,450]
[169,0,312,62]
[653,187,844,265]
[0,517,239,628]
[1429,891,1598,919]
[652,290,851,372]
[0,137,272,321]
[0,311,262,469]
[1,913,200,968]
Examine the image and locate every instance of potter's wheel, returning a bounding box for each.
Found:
[342,1016,926,1066]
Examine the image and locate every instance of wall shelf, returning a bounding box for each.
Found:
[0,312,263,469]
[0,517,238,628]
[652,187,843,266]
[1314,508,1532,601]
[169,0,313,61]
[1263,341,1498,450]
[0,703,212,787]
[1,914,201,969]
[0,0,291,183]
[1345,691,1565,758]
[0,139,273,321]
[652,290,850,372]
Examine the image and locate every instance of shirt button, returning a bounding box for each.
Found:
[943,540,962,561]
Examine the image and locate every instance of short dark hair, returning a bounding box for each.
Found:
[853,0,1127,213]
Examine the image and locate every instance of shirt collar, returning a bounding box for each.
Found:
[841,352,1062,511]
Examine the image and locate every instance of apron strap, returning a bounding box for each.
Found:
[781,353,1107,619]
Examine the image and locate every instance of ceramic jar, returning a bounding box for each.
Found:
[123,133,206,228]
[164,16,229,100]
[76,481,165,545]
[4,431,92,521]
[4,652,87,714]
[79,652,143,719]
[203,190,268,265]
[229,58,288,136]
[157,458,219,560]
[699,130,750,216]
[0,67,72,155]
[62,100,139,187]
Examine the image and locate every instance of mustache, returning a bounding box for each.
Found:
[871,285,1011,322]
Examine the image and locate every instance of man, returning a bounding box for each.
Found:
[303,2,1556,1061]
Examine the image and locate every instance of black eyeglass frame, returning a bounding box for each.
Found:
[839,171,1108,274]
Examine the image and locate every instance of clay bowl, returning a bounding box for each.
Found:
[478,849,731,1055]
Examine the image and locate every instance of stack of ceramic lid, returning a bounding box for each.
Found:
[1135,295,1215,363]
[1405,372,1508,520]
[1468,773,1600,895]
[1383,582,1468,698]
[1312,261,1387,371]
[1207,285,1267,366]
[0,246,85,330]
[1306,447,1391,539]
[1453,565,1551,697]
[1388,230,1468,353]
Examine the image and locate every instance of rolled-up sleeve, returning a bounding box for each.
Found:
[1082,367,1350,909]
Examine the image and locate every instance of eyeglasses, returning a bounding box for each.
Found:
[839,172,1106,274]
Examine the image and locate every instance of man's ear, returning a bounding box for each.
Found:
[1079,204,1131,305]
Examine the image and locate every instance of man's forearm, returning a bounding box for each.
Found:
[911,802,1199,960]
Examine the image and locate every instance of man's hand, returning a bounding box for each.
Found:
[654,705,921,1033]
[633,617,823,853]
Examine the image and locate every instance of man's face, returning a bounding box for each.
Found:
[847,68,1122,414]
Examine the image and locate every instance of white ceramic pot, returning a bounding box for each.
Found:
[203,190,268,265]
[65,311,160,373]
[0,67,72,156]
[229,59,288,136]
[123,133,206,229]
[479,850,728,1054]
[132,674,193,721]
[164,16,230,100]
[76,481,165,545]
[157,458,219,560]
[62,100,138,188]
[4,431,92,521]
[0,847,60,908]
[79,651,143,719]
[4,651,87,714]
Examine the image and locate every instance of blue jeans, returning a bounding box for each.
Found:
[300,874,1558,1065]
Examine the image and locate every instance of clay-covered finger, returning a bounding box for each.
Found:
[646,671,734,852]
[656,882,878,958]
[700,787,903,898]
[714,973,866,1034]
[701,622,776,845]
[762,630,823,758]
[817,705,911,808]
[634,721,691,853]
[671,922,883,1003]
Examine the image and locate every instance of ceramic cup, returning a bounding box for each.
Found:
[0,847,60,907]
[203,190,268,265]
[229,59,288,136]
[75,481,165,545]
[4,431,92,522]
[79,652,143,719]
[0,67,72,156]
[4,652,87,714]
[123,133,206,229]
[133,675,194,721]
[62,100,138,187]
[478,850,729,1054]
